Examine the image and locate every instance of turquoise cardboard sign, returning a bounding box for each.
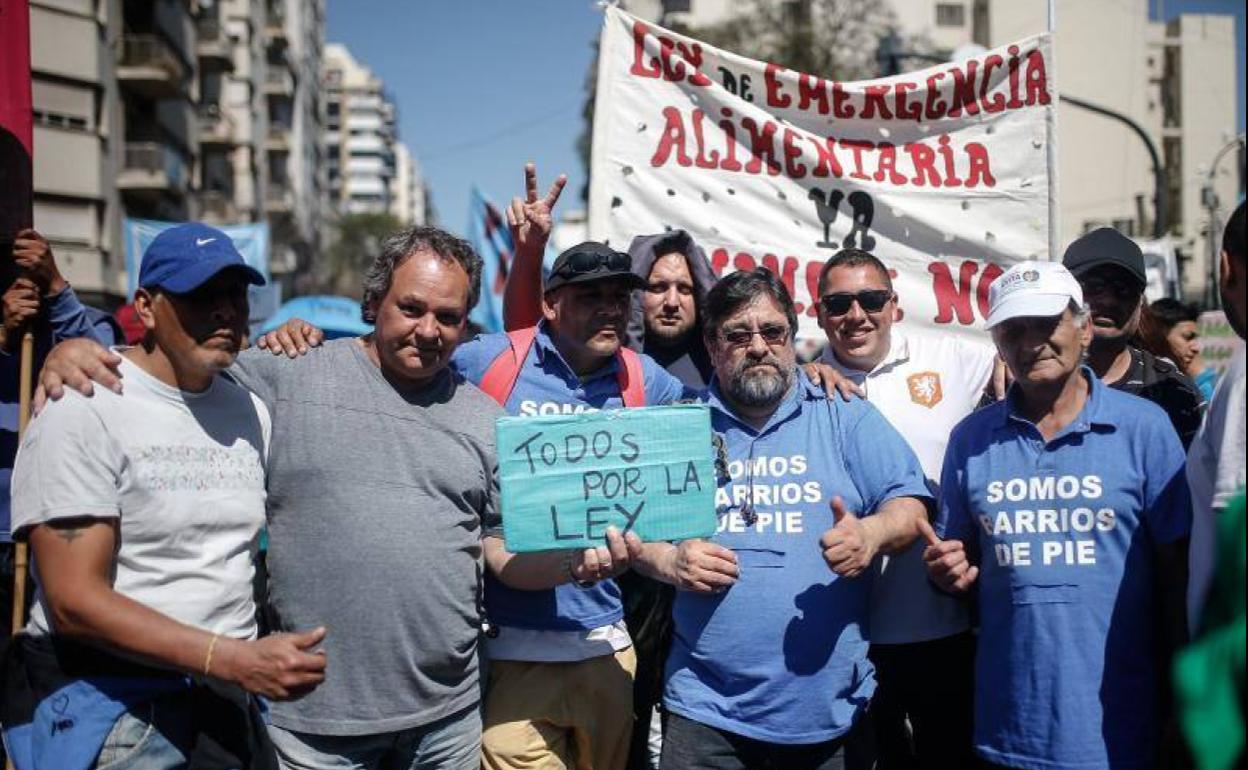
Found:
[497,404,717,553]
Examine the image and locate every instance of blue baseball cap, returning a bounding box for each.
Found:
[138,223,266,294]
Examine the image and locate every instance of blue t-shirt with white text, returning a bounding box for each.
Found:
[452,323,689,631]
[664,372,930,744]
[936,369,1191,770]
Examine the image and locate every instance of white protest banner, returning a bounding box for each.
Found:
[589,6,1057,340]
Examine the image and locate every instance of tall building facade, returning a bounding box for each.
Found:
[623,0,1242,303]
[324,43,395,216]
[27,0,327,306]
[323,42,429,226]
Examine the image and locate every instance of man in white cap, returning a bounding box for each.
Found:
[922,261,1192,770]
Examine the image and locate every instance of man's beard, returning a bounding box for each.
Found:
[725,356,795,408]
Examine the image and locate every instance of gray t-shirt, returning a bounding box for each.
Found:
[230,339,502,736]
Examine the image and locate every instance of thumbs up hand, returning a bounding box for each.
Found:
[820,497,876,578]
[919,517,979,594]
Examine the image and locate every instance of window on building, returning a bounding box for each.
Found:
[936,3,966,27]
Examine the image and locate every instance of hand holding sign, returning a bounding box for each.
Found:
[669,539,739,593]
[569,527,644,584]
[820,497,876,578]
[918,517,979,593]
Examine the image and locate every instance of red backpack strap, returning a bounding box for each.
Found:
[478,326,539,406]
[616,347,647,408]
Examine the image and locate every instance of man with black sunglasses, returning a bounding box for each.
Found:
[636,268,931,770]
[814,248,997,770]
[1062,227,1204,448]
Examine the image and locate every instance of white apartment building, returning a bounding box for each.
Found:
[30,0,197,305]
[27,0,326,305]
[624,0,1242,303]
[391,141,430,226]
[263,0,326,291]
[324,42,429,225]
[324,43,395,216]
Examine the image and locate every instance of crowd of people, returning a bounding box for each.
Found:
[0,161,1243,770]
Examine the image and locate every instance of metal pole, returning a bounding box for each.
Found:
[1203,134,1246,307]
[1046,0,1061,259]
[1059,93,1166,239]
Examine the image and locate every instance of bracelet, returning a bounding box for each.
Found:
[203,633,221,677]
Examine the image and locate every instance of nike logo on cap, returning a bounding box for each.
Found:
[196,237,217,247]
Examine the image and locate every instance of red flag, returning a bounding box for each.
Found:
[0,0,34,242]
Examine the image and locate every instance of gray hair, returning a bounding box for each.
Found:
[360,226,483,324]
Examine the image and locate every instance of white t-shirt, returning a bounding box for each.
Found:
[12,354,271,640]
[1186,345,1246,634]
[822,326,996,644]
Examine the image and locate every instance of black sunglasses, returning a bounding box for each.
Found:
[1079,275,1140,301]
[556,250,631,277]
[820,290,894,316]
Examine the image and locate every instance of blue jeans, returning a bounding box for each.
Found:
[92,698,193,770]
[267,705,481,770]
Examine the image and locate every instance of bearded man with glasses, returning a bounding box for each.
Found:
[635,268,931,770]
[812,247,1002,770]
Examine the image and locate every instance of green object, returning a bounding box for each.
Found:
[1175,489,1246,770]
[497,404,717,553]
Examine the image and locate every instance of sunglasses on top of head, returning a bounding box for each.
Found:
[556,251,632,277]
[819,290,894,317]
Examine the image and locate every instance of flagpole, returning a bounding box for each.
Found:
[1046,0,1061,259]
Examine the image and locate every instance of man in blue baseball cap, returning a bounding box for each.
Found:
[3,222,327,766]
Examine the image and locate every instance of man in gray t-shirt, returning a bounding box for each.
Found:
[228,338,501,738]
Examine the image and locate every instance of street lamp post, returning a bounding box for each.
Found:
[1202,134,1246,307]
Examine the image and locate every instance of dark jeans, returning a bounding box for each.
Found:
[869,631,976,770]
[660,710,875,770]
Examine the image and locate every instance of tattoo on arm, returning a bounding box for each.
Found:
[47,517,98,546]
[55,527,84,544]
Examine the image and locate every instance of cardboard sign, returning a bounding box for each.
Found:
[588,6,1057,341]
[498,404,717,553]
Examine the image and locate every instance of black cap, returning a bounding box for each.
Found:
[1062,227,1147,289]
[545,241,645,293]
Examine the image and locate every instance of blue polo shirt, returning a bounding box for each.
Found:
[452,322,689,631]
[936,369,1192,770]
[664,372,930,744]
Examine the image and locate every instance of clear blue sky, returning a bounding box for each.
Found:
[326,0,1246,238]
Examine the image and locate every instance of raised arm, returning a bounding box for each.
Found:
[502,162,566,331]
[29,517,327,700]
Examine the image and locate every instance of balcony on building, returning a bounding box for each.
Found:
[117,34,187,99]
[196,17,234,71]
[266,183,294,215]
[265,2,288,48]
[265,63,295,98]
[199,104,237,146]
[266,121,292,152]
[118,141,189,198]
[198,189,239,224]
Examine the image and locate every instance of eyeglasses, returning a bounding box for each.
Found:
[555,250,631,278]
[820,290,894,316]
[718,324,790,348]
[1079,275,1140,301]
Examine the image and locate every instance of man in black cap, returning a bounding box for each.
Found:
[1063,227,1204,448]
[451,240,689,770]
